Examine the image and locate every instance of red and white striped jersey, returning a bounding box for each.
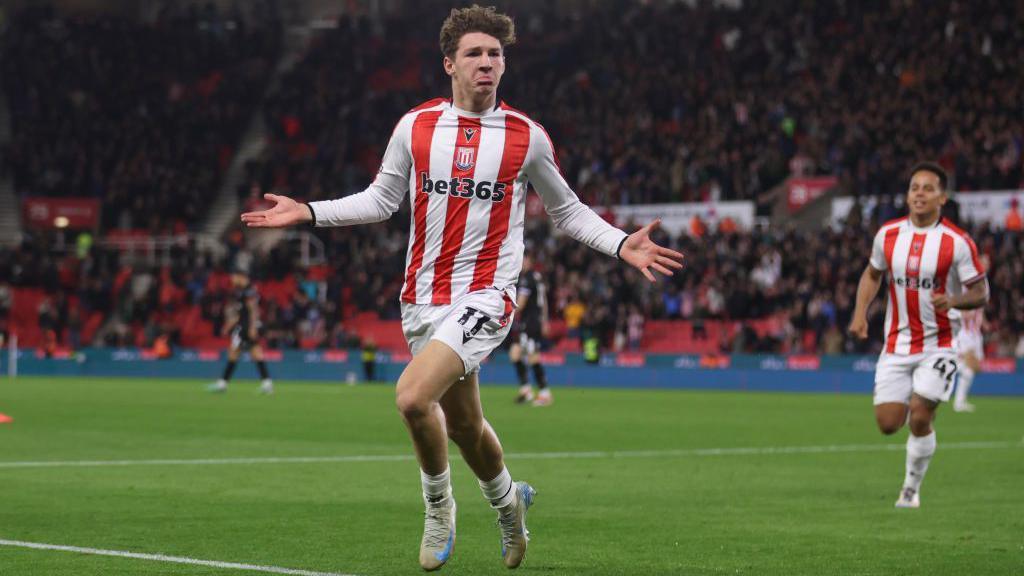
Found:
[869,217,986,355]
[959,308,984,337]
[309,99,627,305]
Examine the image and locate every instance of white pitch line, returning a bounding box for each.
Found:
[0,441,1019,470]
[0,539,358,576]
[0,454,414,469]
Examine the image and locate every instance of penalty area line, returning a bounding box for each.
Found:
[0,539,359,576]
[0,440,1019,470]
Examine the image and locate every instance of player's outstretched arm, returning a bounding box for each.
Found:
[618,219,685,282]
[241,194,312,228]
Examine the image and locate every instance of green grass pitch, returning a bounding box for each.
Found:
[0,376,1021,575]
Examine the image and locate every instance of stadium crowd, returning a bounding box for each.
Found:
[2,1,1021,224]
[2,213,1022,358]
[1,4,281,233]
[1,1,1023,357]
[236,0,1024,212]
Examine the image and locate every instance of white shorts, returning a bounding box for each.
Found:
[956,332,984,360]
[517,332,539,356]
[873,350,959,405]
[401,288,515,375]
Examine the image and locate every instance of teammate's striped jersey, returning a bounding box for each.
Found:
[959,308,984,337]
[309,99,627,305]
[869,216,985,355]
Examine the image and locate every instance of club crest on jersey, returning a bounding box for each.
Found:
[455,146,475,171]
[907,255,920,273]
[463,127,478,142]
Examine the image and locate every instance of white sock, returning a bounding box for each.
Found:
[904,430,936,491]
[955,367,974,405]
[421,466,451,504]
[479,466,515,509]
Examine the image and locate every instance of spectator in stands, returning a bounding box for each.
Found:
[0,282,10,320]
[1007,198,1023,232]
[563,296,586,340]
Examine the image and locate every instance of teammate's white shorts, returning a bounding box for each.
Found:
[517,332,539,356]
[873,350,959,405]
[956,332,984,360]
[401,288,515,375]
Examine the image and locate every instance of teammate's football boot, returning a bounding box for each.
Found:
[895,486,920,509]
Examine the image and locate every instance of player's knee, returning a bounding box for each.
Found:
[395,391,433,422]
[876,417,903,435]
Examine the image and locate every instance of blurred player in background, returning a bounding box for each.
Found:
[953,308,984,412]
[511,251,552,406]
[849,161,988,509]
[239,5,683,569]
[209,269,274,394]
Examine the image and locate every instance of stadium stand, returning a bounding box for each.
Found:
[2,217,1021,358]
[238,0,1024,206]
[1,1,1022,359]
[1,4,282,233]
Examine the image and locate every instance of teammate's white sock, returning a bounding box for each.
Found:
[479,466,515,509]
[955,367,974,407]
[421,466,451,503]
[904,430,936,491]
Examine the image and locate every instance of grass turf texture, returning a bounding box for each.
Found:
[0,376,1021,575]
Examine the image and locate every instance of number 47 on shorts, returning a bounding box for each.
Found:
[932,357,959,391]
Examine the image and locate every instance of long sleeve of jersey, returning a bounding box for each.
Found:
[524,124,628,258]
[307,117,412,227]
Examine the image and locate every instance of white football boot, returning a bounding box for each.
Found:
[420,495,456,571]
[497,481,536,568]
[894,486,920,509]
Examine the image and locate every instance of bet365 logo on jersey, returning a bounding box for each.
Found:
[894,276,939,290]
[419,172,507,202]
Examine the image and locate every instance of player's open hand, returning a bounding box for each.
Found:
[240,194,312,228]
[847,316,869,340]
[618,219,685,282]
